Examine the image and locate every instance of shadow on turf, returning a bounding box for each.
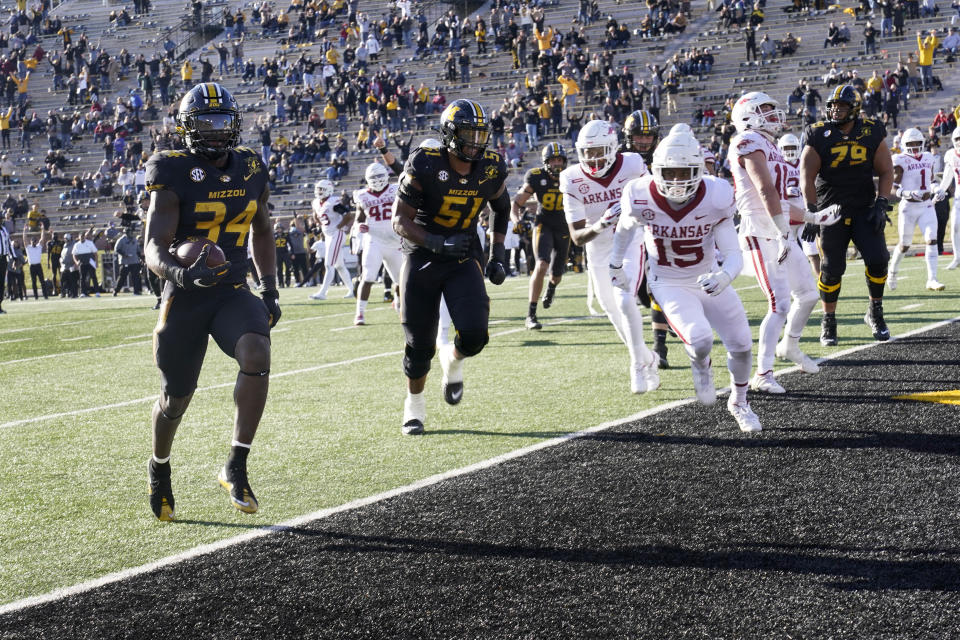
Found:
[266,528,960,592]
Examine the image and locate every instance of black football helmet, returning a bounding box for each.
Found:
[825,85,862,125]
[540,142,567,175]
[623,110,659,163]
[439,99,490,161]
[176,83,242,160]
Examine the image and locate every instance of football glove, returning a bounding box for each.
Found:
[867,196,891,234]
[609,264,629,290]
[802,203,842,226]
[486,241,507,285]
[785,185,801,199]
[776,235,791,265]
[801,223,820,243]
[697,270,732,296]
[178,245,231,290]
[592,202,621,232]
[934,189,948,203]
[424,232,471,259]
[260,279,282,328]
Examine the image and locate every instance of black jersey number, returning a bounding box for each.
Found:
[436,195,484,229]
[194,199,258,246]
[828,143,868,168]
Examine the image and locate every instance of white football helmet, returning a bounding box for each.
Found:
[652,133,705,203]
[419,137,442,149]
[576,119,619,177]
[365,162,390,192]
[731,91,786,136]
[314,179,334,200]
[901,128,924,159]
[952,127,960,153]
[669,123,694,136]
[777,133,801,164]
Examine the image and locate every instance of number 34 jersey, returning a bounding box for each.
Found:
[401,146,507,262]
[353,184,400,247]
[146,146,268,284]
[803,117,887,211]
[620,174,735,281]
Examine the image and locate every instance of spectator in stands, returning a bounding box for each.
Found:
[803,83,822,120]
[864,21,878,55]
[916,30,938,92]
[787,79,805,115]
[745,25,758,61]
[760,34,776,60]
[883,88,900,128]
[893,1,905,37]
[0,154,13,185]
[943,28,960,55]
[932,108,952,136]
[824,22,841,48]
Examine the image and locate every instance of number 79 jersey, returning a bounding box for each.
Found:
[401,145,507,262]
[620,175,735,280]
[146,146,268,284]
[803,117,886,211]
[354,184,400,246]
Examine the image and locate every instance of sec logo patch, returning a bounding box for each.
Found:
[438,170,449,182]
[190,167,206,182]
[641,209,655,220]
[578,183,590,194]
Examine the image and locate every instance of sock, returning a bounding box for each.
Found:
[732,381,749,405]
[528,302,537,317]
[403,391,426,423]
[152,454,170,465]
[357,298,368,314]
[889,246,904,274]
[227,442,250,466]
[546,281,556,297]
[925,244,938,280]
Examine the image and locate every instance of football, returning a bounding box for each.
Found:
[173,236,227,268]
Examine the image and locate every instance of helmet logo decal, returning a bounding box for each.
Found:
[190,167,206,182]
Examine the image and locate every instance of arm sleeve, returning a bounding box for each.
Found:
[489,189,511,236]
[714,218,743,281]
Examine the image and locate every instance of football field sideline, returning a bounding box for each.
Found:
[3,311,957,616]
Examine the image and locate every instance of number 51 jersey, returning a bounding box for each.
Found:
[400,146,507,262]
[803,117,886,211]
[620,174,735,281]
[146,146,268,284]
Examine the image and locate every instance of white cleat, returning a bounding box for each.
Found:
[750,370,786,394]
[947,259,960,270]
[309,291,327,300]
[630,359,660,394]
[775,340,820,373]
[887,271,897,291]
[691,358,716,406]
[354,313,365,326]
[343,290,356,299]
[926,279,945,291]
[439,344,464,405]
[728,399,763,432]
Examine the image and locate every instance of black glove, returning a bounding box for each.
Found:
[177,245,231,290]
[485,240,506,285]
[260,277,281,328]
[867,196,891,234]
[424,232,471,258]
[800,223,820,243]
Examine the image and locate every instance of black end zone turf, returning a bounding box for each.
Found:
[4,324,960,638]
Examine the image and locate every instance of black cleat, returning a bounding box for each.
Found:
[864,300,890,341]
[820,312,838,347]
[218,461,259,514]
[442,381,464,405]
[542,284,556,309]
[654,339,669,369]
[525,314,542,330]
[383,289,394,303]
[402,418,424,435]
[147,458,175,521]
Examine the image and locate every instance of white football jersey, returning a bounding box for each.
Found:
[313,195,344,231]
[560,152,648,228]
[620,174,735,281]
[729,130,794,239]
[894,152,935,197]
[941,148,960,196]
[353,184,400,245]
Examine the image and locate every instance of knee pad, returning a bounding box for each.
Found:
[454,329,488,358]
[686,335,713,363]
[864,262,888,282]
[817,271,843,302]
[403,343,435,379]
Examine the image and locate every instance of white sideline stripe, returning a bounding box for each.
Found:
[60,336,92,342]
[0,312,150,335]
[901,303,923,310]
[0,338,29,345]
[4,314,958,615]
[0,340,152,367]
[125,334,154,340]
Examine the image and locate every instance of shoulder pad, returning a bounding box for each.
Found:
[158,149,189,159]
[706,176,735,208]
[235,145,257,155]
[810,122,825,129]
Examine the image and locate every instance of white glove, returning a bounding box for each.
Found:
[785,185,801,198]
[609,264,629,290]
[697,270,732,296]
[934,189,948,203]
[592,202,621,232]
[802,203,841,226]
[776,235,791,264]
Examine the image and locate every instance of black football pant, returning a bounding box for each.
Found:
[29,263,46,299]
[50,258,60,294]
[291,253,308,284]
[819,210,890,302]
[276,251,292,286]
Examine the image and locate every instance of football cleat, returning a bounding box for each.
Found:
[342,290,356,299]
[147,458,175,521]
[218,462,259,514]
[631,359,660,394]
[820,313,838,347]
[525,314,542,330]
[947,259,959,270]
[750,370,786,394]
[542,285,556,309]
[309,291,327,300]
[864,300,890,341]
[439,344,464,405]
[383,290,394,302]
[691,358,716,405]
[887,271,897,291]
[926,279,945,291]
[728,399,763,432]
[401,419,424,435]
[354,313,365,326]
[654,339,669,369]
[775,340,820,373]
[402,394,426,435]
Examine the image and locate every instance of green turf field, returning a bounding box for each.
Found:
[1,256,958,605]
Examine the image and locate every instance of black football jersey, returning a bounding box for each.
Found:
[803,117,886,211]
[522,167,564,224]
[274,230,289,252]
[47,239,63,260]
[401,146,507,261]
[146,146,268,284]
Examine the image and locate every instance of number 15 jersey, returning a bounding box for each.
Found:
[803,117,886,211]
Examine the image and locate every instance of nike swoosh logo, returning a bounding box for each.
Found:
[194,279,213,287]
[694,215,707,220]
[450,388,462,402]
[234,497,251,507]
[419,261,432,271]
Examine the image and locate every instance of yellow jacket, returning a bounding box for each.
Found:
[12,73,29,94]
[534,27,554,51]
[181,61,193,81]
[558,75,579,97]
[325,48,339,65]
[917,34,938,66]
[323,103,337,120]
[0,106,12,130]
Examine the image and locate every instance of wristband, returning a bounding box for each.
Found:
[260,274,278,292]
[806,202,819,214]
